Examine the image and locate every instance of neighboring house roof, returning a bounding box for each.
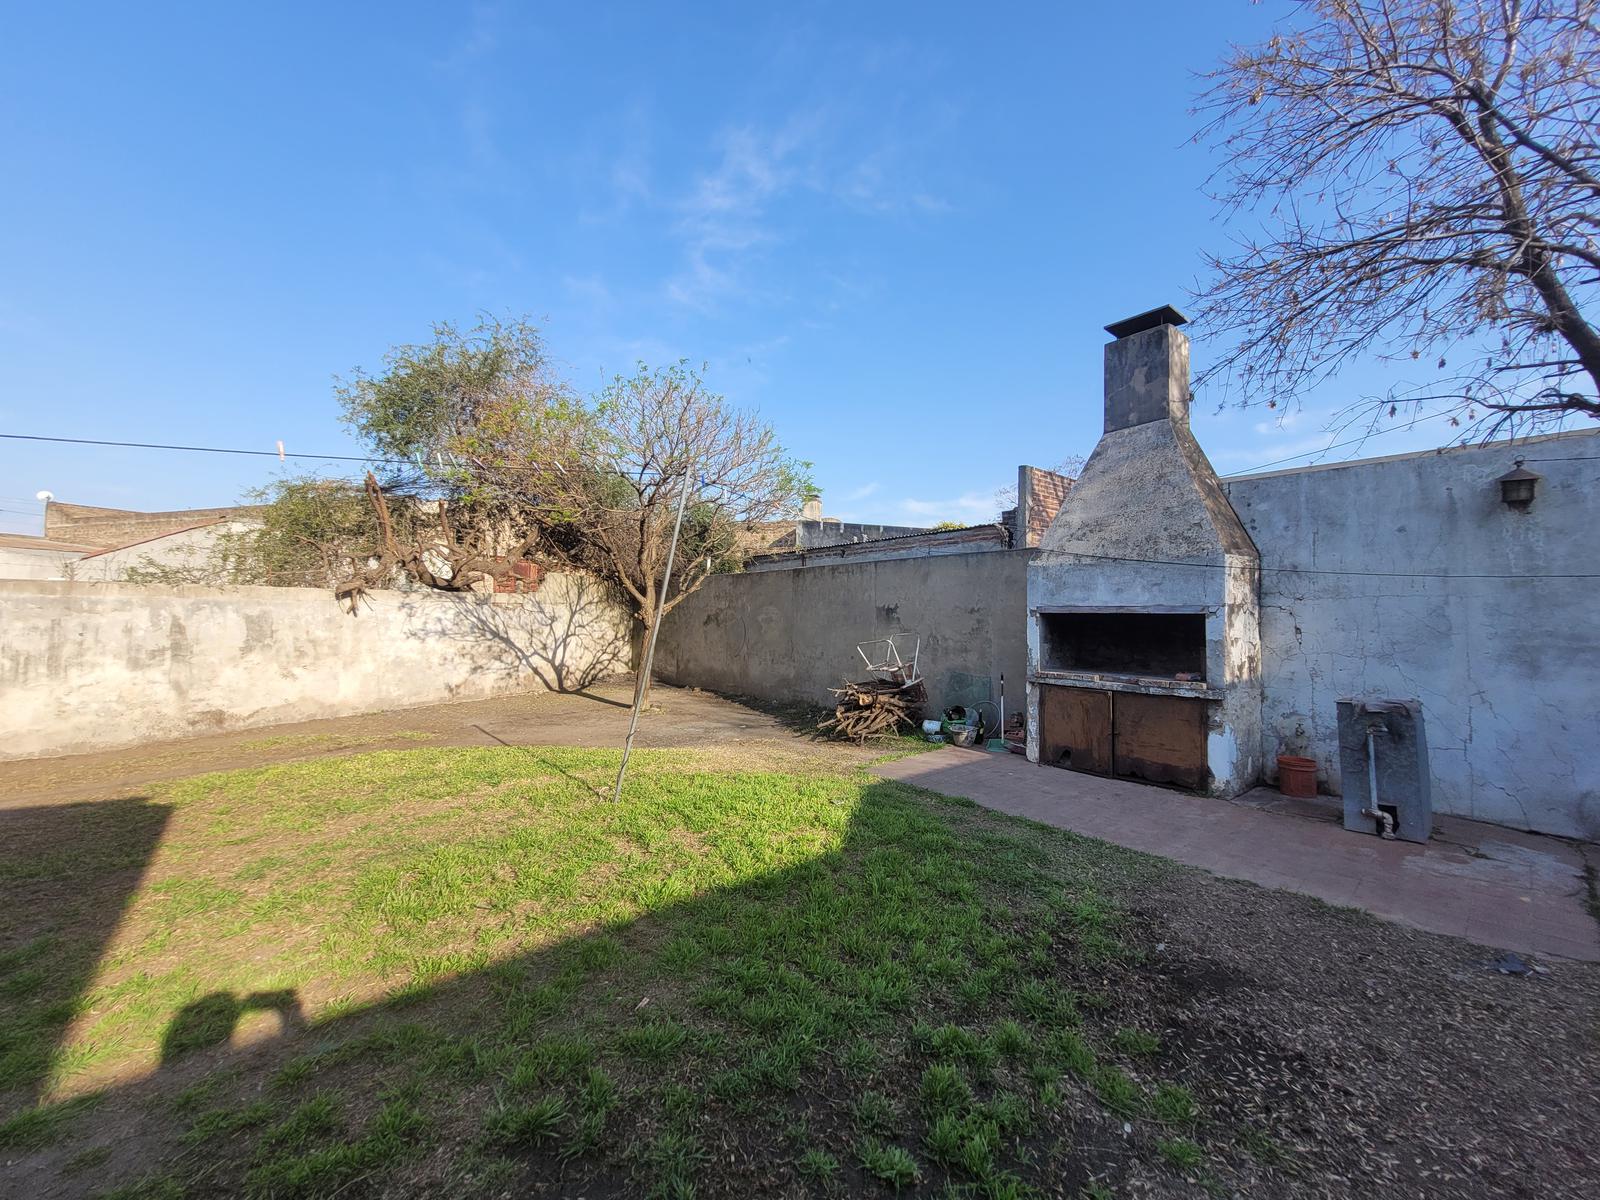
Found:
[43,499,268,549]
[1220,425,1599,482]
[736,519,800,554]
[74,519,228,560]
[759,522,1002,555]
[746,522,1013,571]
[0,533,98,553]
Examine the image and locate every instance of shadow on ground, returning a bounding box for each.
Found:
[3,745,1599,1200]
[714,693,840,741]
[0,770,1203,1199]
[0,797,171,1109]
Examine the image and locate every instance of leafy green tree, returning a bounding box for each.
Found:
[336,315,569,466]
[333,316,577,596]
[159,322,808,679]
[129,319,565,599]
[228,478,387,589]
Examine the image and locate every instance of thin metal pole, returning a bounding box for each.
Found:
[613,467,693,801]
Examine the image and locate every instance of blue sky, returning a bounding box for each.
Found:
[0,2,1509,536]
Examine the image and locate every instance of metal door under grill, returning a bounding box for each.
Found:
[1039,687,1209,791]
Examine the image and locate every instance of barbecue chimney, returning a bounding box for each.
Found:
[1024,307,1262,797]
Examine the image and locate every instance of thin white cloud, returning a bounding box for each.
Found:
[611,147,651,206]
[458,98,502,171]
[562,273,614,310]
[665,120,817,310]
[432,2,502,73]
[580,334,683,386]
[580,104,655,222]
[898,491,1000,523]
[841,482,881,502]
[662,101,949,311]
[566,99,657,227]
[1212,432,1337,468]
[1251,410,1305,435]
[836,151,951,215]
[427,4,518,185]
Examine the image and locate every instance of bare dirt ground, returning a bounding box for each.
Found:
[0,683,871,809]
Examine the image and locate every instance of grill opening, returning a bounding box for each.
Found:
[1038,611,1206,680]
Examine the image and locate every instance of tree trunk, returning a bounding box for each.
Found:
[632,612,655,709]
[633,669,654,711]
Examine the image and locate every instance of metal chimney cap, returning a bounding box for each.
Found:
[1104,305,1189,339]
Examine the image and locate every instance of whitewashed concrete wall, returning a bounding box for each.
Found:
[1224,429,1600,839]
[0,576,631,759]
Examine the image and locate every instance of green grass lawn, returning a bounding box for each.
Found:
[1,745,1239,1198]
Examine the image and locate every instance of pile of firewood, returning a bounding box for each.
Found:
[819,678,927,743]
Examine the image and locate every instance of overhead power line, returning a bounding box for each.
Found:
[3,429,1593,579]
[0,432,414,467]
[0,430,774,513]
[2,414,1561,492]
[0,429,762,524]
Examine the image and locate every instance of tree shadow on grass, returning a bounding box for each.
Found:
[0,771,1176,1198]
[0,797,171,1110]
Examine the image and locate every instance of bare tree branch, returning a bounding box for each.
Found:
[1193,0,1600,432]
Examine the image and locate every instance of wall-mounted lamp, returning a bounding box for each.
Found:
[1496,457,1541,510]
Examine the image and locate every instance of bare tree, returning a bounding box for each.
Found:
[509,362,811,704]
[1195,0,1600,435]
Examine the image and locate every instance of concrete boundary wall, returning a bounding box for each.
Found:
[659,430,1599,839]
[1223,429,1600,839]
[0,576,631,759]
[656,549,1036,722]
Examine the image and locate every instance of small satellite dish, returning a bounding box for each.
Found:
[35,490,54,502]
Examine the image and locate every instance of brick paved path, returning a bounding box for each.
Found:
[874,747,1600,962]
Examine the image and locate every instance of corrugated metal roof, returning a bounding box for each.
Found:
[751,522,1009,562]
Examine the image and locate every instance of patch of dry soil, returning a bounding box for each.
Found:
[1107,865,1600,1198]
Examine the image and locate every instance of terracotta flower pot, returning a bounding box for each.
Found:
[1276,754,1318,798]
